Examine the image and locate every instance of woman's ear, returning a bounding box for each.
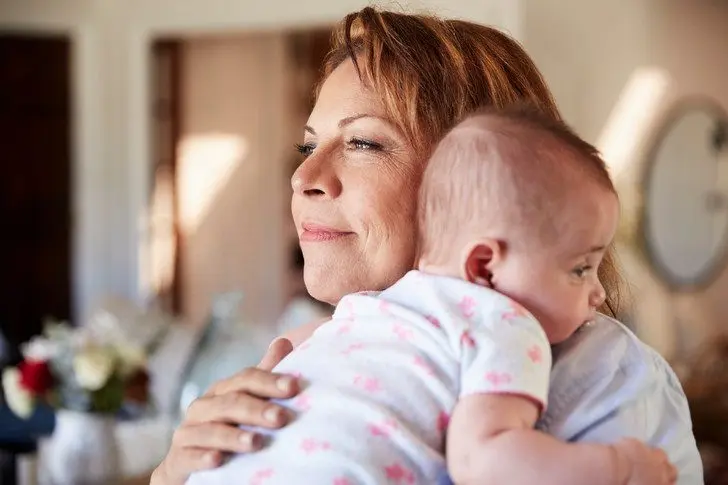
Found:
[461,239,503,287]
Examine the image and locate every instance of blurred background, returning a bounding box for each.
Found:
[0,0,727,483]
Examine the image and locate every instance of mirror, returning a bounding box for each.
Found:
[641,98,728,289]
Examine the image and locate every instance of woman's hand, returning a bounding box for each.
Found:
[150,338,297,485]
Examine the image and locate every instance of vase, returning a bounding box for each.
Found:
[45,410,120,485]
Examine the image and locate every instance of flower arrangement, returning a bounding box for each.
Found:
[1,311,152,418]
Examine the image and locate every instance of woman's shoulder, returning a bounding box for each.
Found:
[542,314,703,483]
[542,313,689,437]
[550,313,679,392]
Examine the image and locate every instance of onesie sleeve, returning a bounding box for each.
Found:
[459,301,552,411]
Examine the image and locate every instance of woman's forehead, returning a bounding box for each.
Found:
[307,60,388,129]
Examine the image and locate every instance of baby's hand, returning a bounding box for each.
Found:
[611,438,677,485]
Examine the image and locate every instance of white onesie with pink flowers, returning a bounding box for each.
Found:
[186,270,551,485]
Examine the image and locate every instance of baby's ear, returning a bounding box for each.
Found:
[460,239,503,287]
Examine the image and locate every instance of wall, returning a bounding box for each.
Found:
[523,0,651,143]
[0,0,519,324]
[177,34,289,327]
[524,0,728,358]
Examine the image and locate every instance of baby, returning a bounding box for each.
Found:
[186,107,676,485]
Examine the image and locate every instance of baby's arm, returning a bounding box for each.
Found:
[447,393,626,485]
[444,293,674,484]
[445,393,681,485]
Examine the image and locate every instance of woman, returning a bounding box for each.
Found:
[152,8,702,485]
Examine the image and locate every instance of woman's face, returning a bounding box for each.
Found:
[291,59,423,304]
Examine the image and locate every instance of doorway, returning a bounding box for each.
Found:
[0,34,72,357]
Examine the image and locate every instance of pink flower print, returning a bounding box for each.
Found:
[336,322,352,335]
[436,411,450,432]
[300,438,317,454]
[353,375,381,392]
[502,300,530,321]
[300,438,332,454]
[413,356,435,376]
[458,296,476,319]
[292,393,311,411]
[527,345,543,364]
[384,463,415,484]
[368,418,399,438]
[298,340,312,351]
[379,300,392,315]
[289,371,303,379]
[341,342,365,355]
[485,371,512,387]
[250,468,274,485]
[392,323,414,341]
[343,299,355,317]
[368,423,391,438]
[425,315,441,328]
[369,424,388,437]
[460,330,476,348]
[333,479,352,485]
[383,418,399,429]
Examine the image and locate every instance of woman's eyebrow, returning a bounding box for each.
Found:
[304,114,391,136]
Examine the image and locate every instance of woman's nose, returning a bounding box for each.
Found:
[291,152,342,199]
[589,281,607,308]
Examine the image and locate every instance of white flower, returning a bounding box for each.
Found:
[1,368,34,419]
[21,336,59,362]
[73,347,115,391]
[115,343,147,378]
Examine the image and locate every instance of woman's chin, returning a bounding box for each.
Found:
[303,265,362,306]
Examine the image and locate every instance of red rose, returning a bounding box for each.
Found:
[18,359,53,395]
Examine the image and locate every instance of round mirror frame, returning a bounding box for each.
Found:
[635,97,728,291]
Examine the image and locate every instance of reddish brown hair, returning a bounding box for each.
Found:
[318,7,623,316]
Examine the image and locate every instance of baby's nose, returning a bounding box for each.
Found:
[590,282,606,308]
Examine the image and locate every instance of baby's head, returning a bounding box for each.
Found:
[417,106,619,343]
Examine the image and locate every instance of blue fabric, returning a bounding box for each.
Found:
[0,402,55,446]
[439,314,703,485]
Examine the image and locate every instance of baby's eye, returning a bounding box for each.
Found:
[572,265,592,278]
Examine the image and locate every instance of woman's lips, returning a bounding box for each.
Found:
[299,223,354,242]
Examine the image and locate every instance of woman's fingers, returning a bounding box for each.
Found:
[258,338,294,371]
[172,422,263,453]
[206,366,298,399]
[152,357,302,485]
[185,391,291,429]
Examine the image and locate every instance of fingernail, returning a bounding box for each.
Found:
[239,432,253,446]
[264,406,282,423]
[268,338,282,349]
[250,433,263,449]
[276,376,294,392]
[203,452,217,464]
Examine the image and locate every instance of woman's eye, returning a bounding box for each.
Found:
[348,138,382,151]
[295,143,315,157]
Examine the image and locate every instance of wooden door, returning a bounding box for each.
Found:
[0,35,72,357]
